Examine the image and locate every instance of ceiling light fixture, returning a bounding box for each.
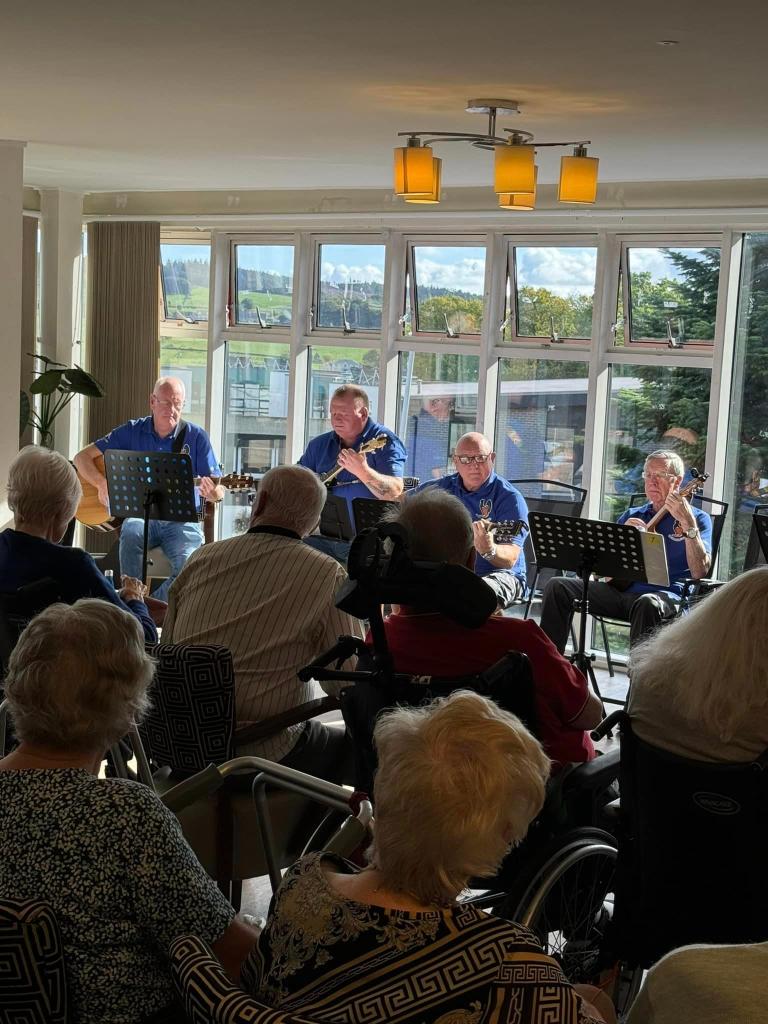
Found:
[393,99,599,210]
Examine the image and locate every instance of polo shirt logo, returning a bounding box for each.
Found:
[479,498,492,519]
[182,444,191,456]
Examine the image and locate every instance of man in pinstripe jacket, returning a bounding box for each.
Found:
[163,464,363,782]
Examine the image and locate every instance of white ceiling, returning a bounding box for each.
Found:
[4,0,768,193]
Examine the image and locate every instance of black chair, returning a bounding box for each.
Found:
[0,578,62,677]
[508,479,588,619]
[0,899,68,1023]
[595,493,729,677]
[609,713,768,968]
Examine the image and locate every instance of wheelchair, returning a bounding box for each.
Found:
[299,520,622,988]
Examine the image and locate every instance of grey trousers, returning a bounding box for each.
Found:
[483,572,526,610]
[538,576,679,653]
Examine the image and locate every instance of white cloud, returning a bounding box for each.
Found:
[321,261,385,285]
[414,254,486,294]
[516,247,597,297]
[629,247,702,282]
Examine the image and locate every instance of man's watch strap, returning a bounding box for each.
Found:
[486,544,498,560]
[684,525,700,539]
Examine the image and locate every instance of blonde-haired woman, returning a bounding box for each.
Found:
[0,600,257,1024]
[243,692,612,1023]
[628,567,768,761]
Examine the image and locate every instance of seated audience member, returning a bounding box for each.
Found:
[0,600,257,1024]
[0,445,156,643]
[412,431,529,610]
[627,941,768,1024]
[244,692,613,1024]
[163,465,363,782]
[378,489,601,768]
[628,567,768,761]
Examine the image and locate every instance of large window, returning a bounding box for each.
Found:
[315,243,385,331]
[220,339,290,538]
[306,346,380,443]
[398,352,479,482]
[496,359,589,485]
[602,363,711,522]
[504,245,597,342]
[616,245,720,346]
[233,244,294,327]
[159,242,210,425]
[408,245,486,337]
[721,233,768,577]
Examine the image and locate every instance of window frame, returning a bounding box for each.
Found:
[617,235,723,350]
[159,238,212,328]
[310,233,388,337]
[403,236,488,341]
[227,234,297,335]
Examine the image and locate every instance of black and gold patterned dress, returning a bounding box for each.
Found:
[242,853,600,1024]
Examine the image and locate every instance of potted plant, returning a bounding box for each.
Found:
[21,354,105,448]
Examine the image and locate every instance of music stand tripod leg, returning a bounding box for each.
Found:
[141,486,153,588]
[569,560,606,715]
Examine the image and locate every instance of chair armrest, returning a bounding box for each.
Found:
[679,577,725,601]
[170,934,287,1023]
[234,696,340,745]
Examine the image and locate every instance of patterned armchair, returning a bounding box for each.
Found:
[0,899,68,1024]
[171,934,318,1024]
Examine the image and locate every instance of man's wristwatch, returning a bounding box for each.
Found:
[683,525,700,539]
[486,544,497,560]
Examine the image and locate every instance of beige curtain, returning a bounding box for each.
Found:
[85,221,160,443]
[19,216,38,447]
[84,221,160,551]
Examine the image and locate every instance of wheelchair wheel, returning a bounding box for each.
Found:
[510,828,617,985]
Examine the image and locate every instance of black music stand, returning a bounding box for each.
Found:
[352,497,400,535]
[319,493,354,542]
[528,511,669,704]
[104,450,199,586]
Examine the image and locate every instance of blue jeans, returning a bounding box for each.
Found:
[119,518,203,602]
[304,535,351,567]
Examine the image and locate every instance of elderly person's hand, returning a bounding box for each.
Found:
[119,576,148,602]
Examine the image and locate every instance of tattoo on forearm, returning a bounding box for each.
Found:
[373,481,394,497]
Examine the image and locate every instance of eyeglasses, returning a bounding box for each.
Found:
[455,454,492,465]
[154,399,184,413]
[642,471,677,481]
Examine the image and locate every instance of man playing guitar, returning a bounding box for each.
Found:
[298,384,406,563]
[539,449,712,653]
[73,376,224,601]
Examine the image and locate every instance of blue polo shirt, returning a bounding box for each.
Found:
[299,417,406,520]
[94,417,220,478]
[414,472,529,584]
[618,501,712,596]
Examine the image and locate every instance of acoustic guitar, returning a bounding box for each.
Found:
[76,454,259,532]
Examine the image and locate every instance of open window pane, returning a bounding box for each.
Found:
[508,246,597,341]
[398,352,479,483]
[627,246,720,344]
[316,243,385,331]
[234,244,294,326]
[221,339,290,538]
[721,233,768,577]
[161,243,209,323]
[496,359,589,485]
[307,347,380,444]
[602,363,711,523]
[412,245,485,337]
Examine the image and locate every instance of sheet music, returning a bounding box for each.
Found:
[640,532,670,587]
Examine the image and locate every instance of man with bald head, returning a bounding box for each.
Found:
[410,431,529,609]
[74,376,224,601]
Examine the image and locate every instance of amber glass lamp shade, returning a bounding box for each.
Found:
[558,147,599,203]
[499,166,538,210]
[394,142,442,202]
[494,143,535,194]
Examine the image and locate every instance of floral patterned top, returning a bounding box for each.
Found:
[243,853,600,1024]
[0,769,235,1024]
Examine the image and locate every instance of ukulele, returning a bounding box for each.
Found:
[482,519,528,544]
[76,454,259,531]
[609,470,709,591]
[321,434,389,488]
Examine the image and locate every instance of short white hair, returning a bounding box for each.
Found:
[389,489,473,565]
[368,691,549,905]
[251,465,326,537]
[630,567,768,743]
[7,446,82,528]
[645,449,684,478]
[5,599,154,752]
[153,376,185,398]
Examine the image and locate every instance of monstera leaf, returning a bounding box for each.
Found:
[23,355,104,447]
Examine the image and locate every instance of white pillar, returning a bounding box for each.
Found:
[0,140,26,528]
[40,188,84,457]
